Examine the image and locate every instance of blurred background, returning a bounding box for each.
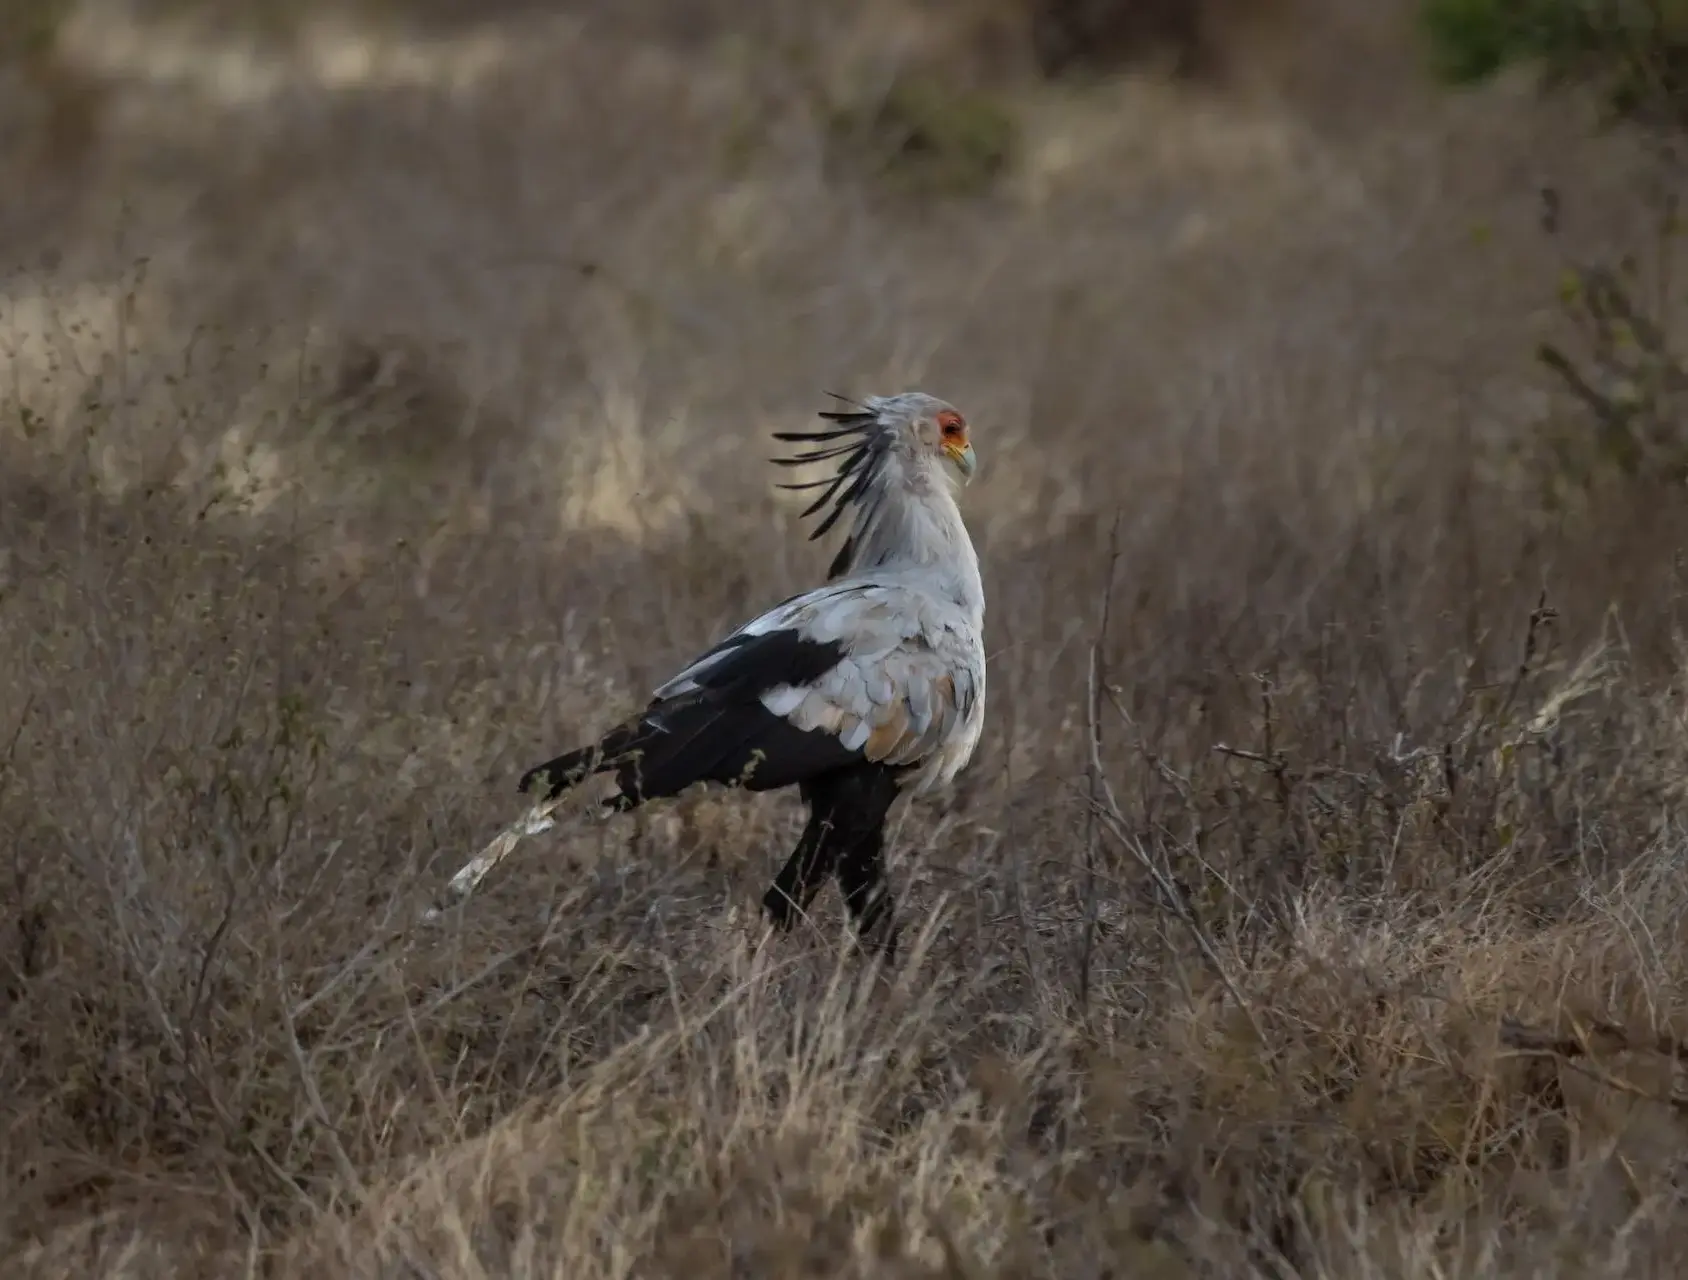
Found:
[7,2,1688,1276]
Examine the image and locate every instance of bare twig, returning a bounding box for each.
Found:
[276,962,367,1205]
[1499,1014,1688,1115]
[1483,591,1557,745]
[182,1016,315,1210]
[0,692,34,781]
[1083,711,1267,1044]
[1211,672,1293,806]
[5,693,38,941]
[1212,744,1276,767]
[1498,1014,1688,1063]
[1078,513,1124,1013]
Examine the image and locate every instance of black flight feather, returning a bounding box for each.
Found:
[517,628,858,803]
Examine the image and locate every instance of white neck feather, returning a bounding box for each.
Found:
[838,453,984,619]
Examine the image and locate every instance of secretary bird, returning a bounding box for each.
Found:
[428,392,985,961]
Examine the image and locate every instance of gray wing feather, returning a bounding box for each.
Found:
[645,575,985,784]
[760,584,983,776]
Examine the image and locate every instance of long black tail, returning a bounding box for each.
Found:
[517,696,859,807]
[516,711,658,804]
[516,742,613,803]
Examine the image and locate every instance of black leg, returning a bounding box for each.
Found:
[835,824,898,963]
[759,764,907,958]
[763,781,837,929]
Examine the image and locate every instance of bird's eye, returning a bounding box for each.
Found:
[937,410,966,437]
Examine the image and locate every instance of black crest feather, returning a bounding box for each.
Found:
[770,395,892,547]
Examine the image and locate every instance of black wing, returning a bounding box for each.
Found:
[518,626,863,804]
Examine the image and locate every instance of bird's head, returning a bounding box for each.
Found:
[771,391,981,575]
[770,390,977,542]
[867,391,978,486]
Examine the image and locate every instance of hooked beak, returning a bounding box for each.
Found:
[945,440,978,483]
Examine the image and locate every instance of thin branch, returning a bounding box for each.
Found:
[1083,720,1267,1045]
[1498,1014,1688,1063]
[1499,1012,1688,1116]
[1212,744,1277,767]
[5,692,38,921]
[0,692,34,779]
[1078,512,1124,1013]
[276,961,368,1205]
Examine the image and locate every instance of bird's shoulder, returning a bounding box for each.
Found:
[649,574,977,707]
[766,619,980,765]
[761,575,973,645]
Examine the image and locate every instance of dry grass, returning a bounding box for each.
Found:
[5,2,1688,1276]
